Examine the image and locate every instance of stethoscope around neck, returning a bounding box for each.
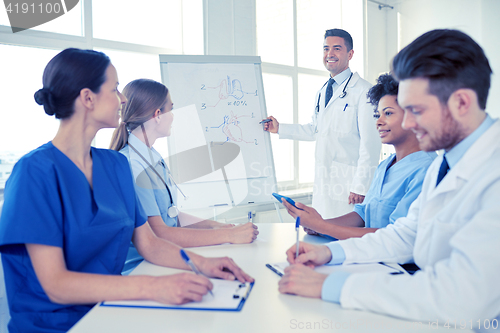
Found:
[315,72,353,113]
[128,125,188,219]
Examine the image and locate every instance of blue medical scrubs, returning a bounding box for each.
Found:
[120,134,178,228]
[353,150,436,228]
[120,134,178,273]
[316,150,436,240]
[0,142,147,333]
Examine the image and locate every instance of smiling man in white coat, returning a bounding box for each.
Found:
[264,29,381,219]
[278,29,500,331]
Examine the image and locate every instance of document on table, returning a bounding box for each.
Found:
[101,279,254,312]
[266,262,405,277]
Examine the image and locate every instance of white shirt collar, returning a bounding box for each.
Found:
[332,68,352,85]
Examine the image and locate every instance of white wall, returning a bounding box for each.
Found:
[366,1,392,84]
[382,0,500,118]
[481,0,500,118]
[395,0,482,46]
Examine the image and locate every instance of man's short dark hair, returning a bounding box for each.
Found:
[324,29,353,51]
[367,73,398,110]
[392,29,492,110]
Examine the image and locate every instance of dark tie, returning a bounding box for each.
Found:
[436,156,449,186]
[324,78,335,107]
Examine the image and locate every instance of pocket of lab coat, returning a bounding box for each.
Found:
[332,105,356,134]
[429,218,460,261]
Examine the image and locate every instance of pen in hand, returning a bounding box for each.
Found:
[295,217,300,260]
[180,249,214,296]
[259,119,272,124]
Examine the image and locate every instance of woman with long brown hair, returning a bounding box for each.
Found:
[110,79,258,272]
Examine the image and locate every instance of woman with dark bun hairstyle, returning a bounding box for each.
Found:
[34,48,111,119]
[0,48,253,333]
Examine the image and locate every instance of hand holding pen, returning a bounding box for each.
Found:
[261,116,279,133]
[180,249,214,296]
[285,241,332,268]
[180,249,255,283]
[295,217,300,260]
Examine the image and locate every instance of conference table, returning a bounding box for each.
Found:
[69,223,470,332]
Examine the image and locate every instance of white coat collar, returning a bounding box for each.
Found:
[429,119,500,199]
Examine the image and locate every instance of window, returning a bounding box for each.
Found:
[0,0,203,190]
[262,73,294,182]
[296,0,342,70]
[257,0,365,192]
[297,73,328,184]
[92,0,182,49]
[0,45,60,154]
[255,0,293,66]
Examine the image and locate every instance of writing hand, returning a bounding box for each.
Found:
[152,273,213,304]
[285,241,332,267]
[263,116,279,133]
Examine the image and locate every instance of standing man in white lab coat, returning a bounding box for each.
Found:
[264,29,381,219]
[278,29,500,330]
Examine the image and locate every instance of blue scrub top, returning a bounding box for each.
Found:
[353,150,437,228]
[120,134,178,227]
[0,142,147,333]
[119,134,178,273]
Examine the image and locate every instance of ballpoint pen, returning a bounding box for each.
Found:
[295,216,300,259]
[180,249,214,296]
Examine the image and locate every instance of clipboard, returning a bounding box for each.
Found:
[101,280,254,312]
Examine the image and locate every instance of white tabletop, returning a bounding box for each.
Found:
[69,223,470,333]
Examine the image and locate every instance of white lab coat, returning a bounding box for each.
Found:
[279,72,381,219]
[336,119,500,327]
